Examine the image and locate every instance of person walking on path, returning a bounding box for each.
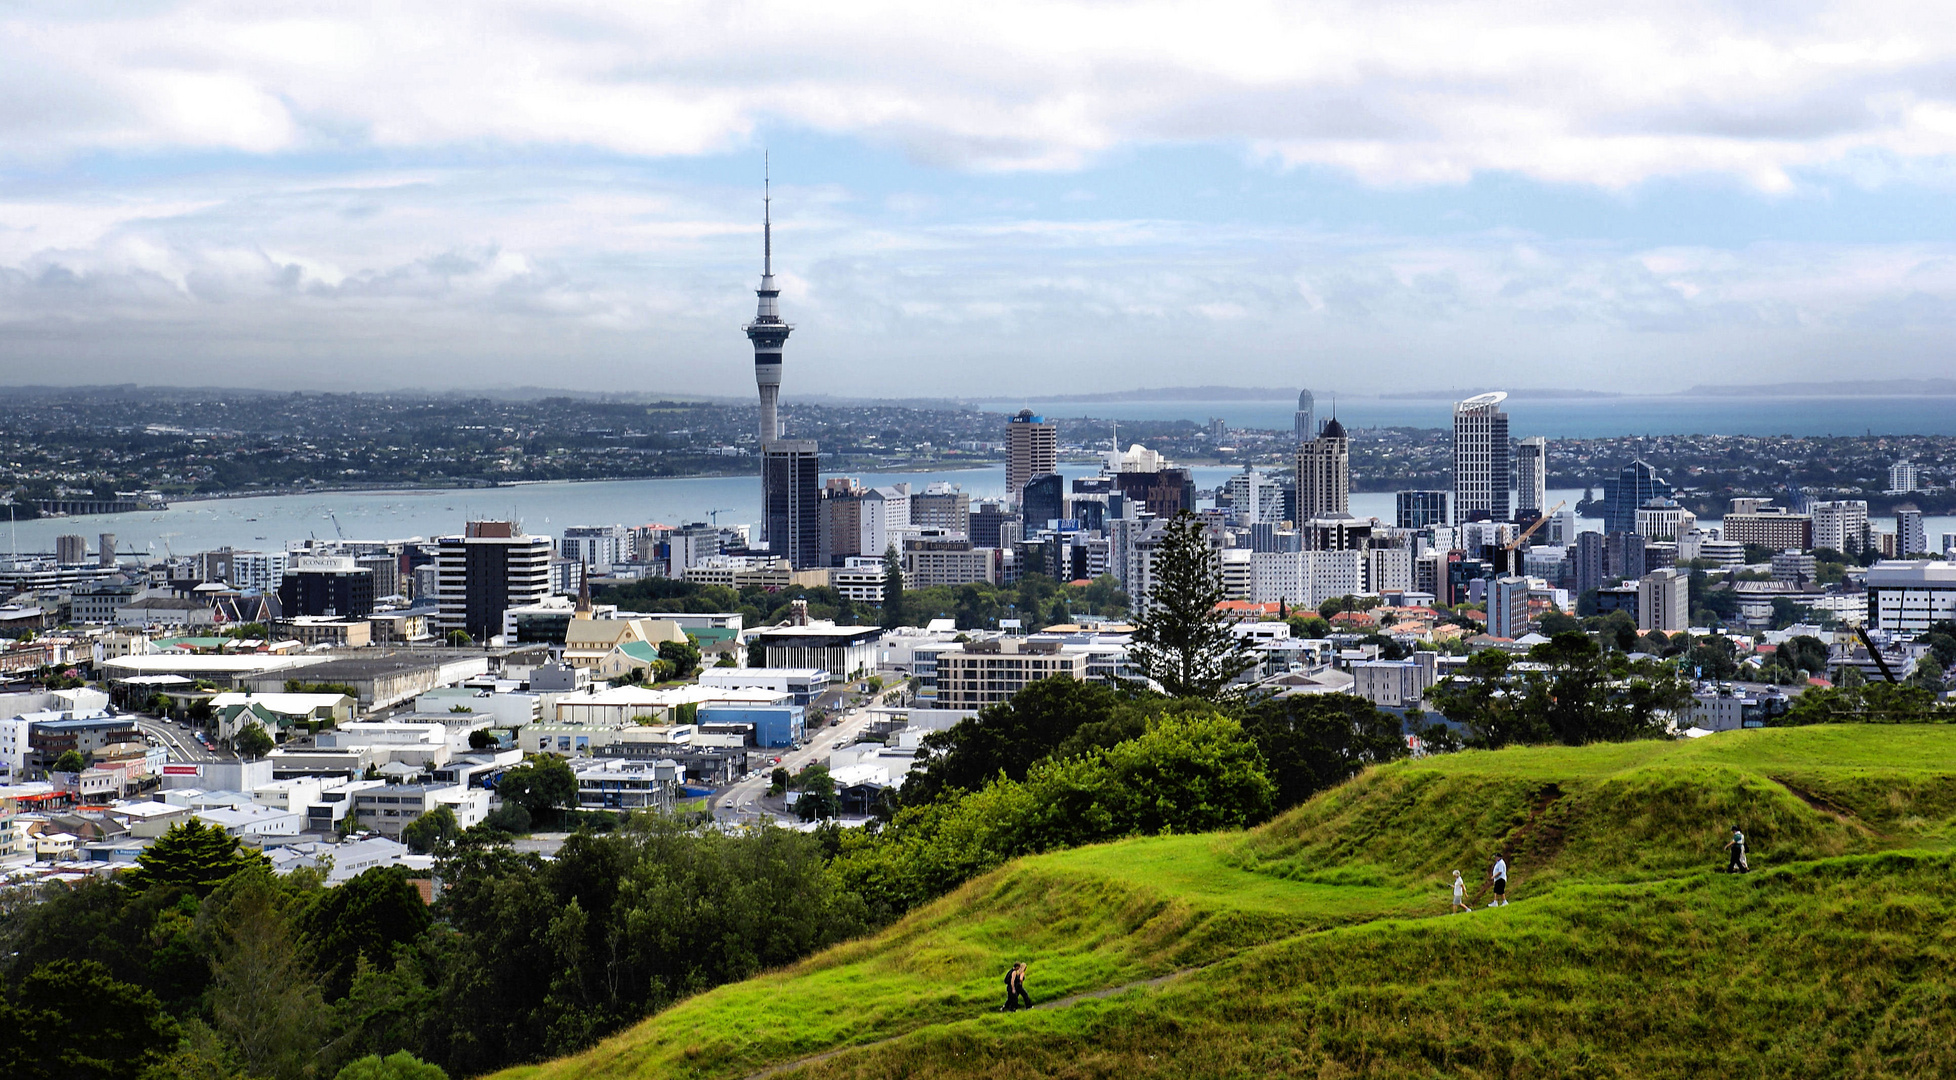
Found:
[1725,825,1749,873]
[1490,855,1509,906]
[1451,870,1472,914]
[999,962,1032,1011]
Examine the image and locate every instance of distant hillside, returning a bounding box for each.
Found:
[494,726,1956,1080]
[1683,377,1956,397]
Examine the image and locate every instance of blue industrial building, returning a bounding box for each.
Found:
[699,704,805,749]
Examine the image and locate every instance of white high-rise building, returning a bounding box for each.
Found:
[1223,468,1284,527]
[1889,460,1920,494]
[561,525,628,573]
[1515,436,1547,516]
[1249,550,1364,608]
[1638,568,1690,633]
[1811,501,1870,555]
[1453,392,1510,524]
[1897,504,1927,558]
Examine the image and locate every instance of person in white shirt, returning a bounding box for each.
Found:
[1451,870,1471,913]
[1490,856,1509,906]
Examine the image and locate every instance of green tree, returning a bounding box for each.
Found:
[445,630,472,647]
[123,820,270,896]
[497,755,578,823]
[298,867,434,1001]
[793,764,839,821]
[880,544,905,628]
[657,638,702,680]
[1780,634,1831,677]
[400,806,460,856]
[0,959,179,1080]
[335,1051,448,1080]
[467,728,498,750]
[900,675,1133,807]
[51,748,86,773]
[209,901,335,1080]
[234,724,275,759]
[1238,693,1409,811]
[1909,655,1946,691]
[1286,614,1331,639]
[1128,513,1257,698]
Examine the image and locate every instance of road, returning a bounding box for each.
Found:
[133,716,228,764]
[713,682,901,827]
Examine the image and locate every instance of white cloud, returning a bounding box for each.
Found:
[8,2,1956,186]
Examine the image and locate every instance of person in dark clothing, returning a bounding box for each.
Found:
[1725,825,1748,873]
[1000,961,1032,1011]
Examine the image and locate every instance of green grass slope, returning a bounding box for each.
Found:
[493,726,1956,1080]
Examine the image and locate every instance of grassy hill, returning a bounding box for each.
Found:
[492,726,1956,1079]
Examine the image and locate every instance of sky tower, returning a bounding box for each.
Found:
[745,163,792,443]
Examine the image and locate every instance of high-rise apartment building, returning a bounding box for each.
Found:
[1514,436,1547,517]
[1295,417,1350,521]
[560,525,628,571]
[1897,504,1927,558]
[1006,410,1058,508]
[1293,390,1315,443]
[1489,575,1532,639]
[1889,460,1920,494]
[1637,568,1690,633]
[1811,500,1870,555]
[1452,392,1510,524]
[762,443,823,570]
[434,522,552,642]
[909,482,970,535]
[1224,467,1283,527]
[1719,501,1812,550]
[1605,531,1646,583]
[1396,491,1449,529]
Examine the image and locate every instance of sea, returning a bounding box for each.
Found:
[5,393,1954,557]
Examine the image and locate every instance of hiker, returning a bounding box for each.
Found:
[1490,855,1509,906]
[1005,962,1032,1010]
[1451,870,1472,913]
[1726,825,1748,873]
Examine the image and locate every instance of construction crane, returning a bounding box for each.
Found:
[706,508,735,526]
[329,511,347,541]
[1505,501,1567,551]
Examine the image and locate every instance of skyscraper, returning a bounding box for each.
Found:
[1515,436,1546,518]
[1453,392,1510,524]
[745,168,791,444]
[1294,390,1316,442]
[1006,410,1057,508]
[1897,503,1927,557]
[433,521,552,642]
[1295,416,1350,520]
[763,442,822,570]
[1600,460,1674,536]
[1396,491,1449,529]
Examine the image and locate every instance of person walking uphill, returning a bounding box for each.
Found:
[1490,855,1510,906]
[1726,825,1749,873]
[999,962,1033,1011]
[1451,870,1472,914]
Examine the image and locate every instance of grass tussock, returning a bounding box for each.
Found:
[489,726,1956,1080]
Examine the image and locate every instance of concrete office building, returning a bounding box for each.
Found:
[1453,392,1510,524]
[909,482,970,534]
[1295,418,1350,520]
[1637,568,1690,633]
[1865,560,1956,633]
[1006,410,1058,509]
[1719,502,1813,551]
[279,556,376,619]
[1514,437,1547,517]
[561,525,629,571]
[1396,490,1449,529]
[433,522,552,641]
[1489,575,1531,639]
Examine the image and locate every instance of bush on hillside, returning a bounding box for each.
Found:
[835,711,1273,917]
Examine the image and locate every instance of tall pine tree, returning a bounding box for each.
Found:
[1129,512,1258,698]
[881,544,905,628]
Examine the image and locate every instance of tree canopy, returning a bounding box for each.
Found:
[122,819,270,896]
[1128,512,1258,698]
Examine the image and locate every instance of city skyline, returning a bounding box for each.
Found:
[7,5,1956,396]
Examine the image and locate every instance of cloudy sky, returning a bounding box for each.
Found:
[5,1,1956,398]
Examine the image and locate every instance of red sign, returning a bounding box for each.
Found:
[162,764,201,776]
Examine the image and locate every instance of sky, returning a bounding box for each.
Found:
[5,2,1956,399]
